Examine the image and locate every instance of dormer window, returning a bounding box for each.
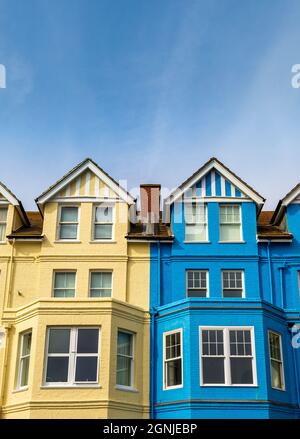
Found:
[93,205,113,240]
[185,203,207,242]
[0,207,8,242]
[58,206,79,240]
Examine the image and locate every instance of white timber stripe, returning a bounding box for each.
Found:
[231,183,235,197]
[95,177,100,197]
[65,184,71,197]
[211,170,216,196]
[85,171,91,195]
[104,186,110,197]
[75,177,81,196]
[202,177,206,197]
[221,175,226,197]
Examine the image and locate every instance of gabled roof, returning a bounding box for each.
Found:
[0,181,29,226]
[271,182,300,224]
[35,158,136,209]
[164,157,265,206]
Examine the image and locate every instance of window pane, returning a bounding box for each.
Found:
[48,329,70,354]
[166,359,182,387]
[94,224,112,239]
[77,329,99,354]
[223,289,242,298]
[0,224,6,241]
[75,357,98,382]
[202,357,225,384]
[91,272,112,289]
[46,357,69,382]
[271,360,283,389]
[55,272,75,289]
[117,332,132,356]
[117,356,132,386]
[59,224,78,239]
[220,224,241,241]
[185,224,207,241]
[187,289,207,298]
[90,288,111,298]
[22,333,32,356]
[95,206,113,223]
[230,358,253,384]
[20,357,30,387]
[61,207,78,222]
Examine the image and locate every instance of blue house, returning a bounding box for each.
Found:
[149,158,300,419]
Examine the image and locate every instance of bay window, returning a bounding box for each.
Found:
[45,327,100,386]
[200,327,256,386]
[268,331,285,390]
[116,331,134,388]
[17,331,32,389]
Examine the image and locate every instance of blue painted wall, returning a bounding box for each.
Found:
[150,195,300,419]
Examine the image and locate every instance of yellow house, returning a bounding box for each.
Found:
[0,158,151,419]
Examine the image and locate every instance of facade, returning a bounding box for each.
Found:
[0,159,150,419]
[149,158,300,419]
[0,156,300,419]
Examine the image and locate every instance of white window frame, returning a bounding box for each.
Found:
[89,270,113,298]
[0,206,8,243]
[163,328,183,390]
[52,270,77,298]
[222,270,245,298]
[116,329,135,390]
[184,202,208,243]
[92,203,115,242]
[219,204,243,242]
[43,327,101,387]
[268,330,285,391]
[57,204,80,241]
[199,326,257,387]
[186,270,209,298]
[16,330,32,390]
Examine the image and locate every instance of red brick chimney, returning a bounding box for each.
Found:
[140,184,161,229]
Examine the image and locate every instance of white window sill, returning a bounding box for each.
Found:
[41,384,102,389]
[163,384,183,391]
[271,386,286,392]
[13,386,29,393]
[115,385,138,393]
[89,240,116,244]
[0,242,7,245]
[218,241,246,244]
[201,384,258,387]
[184,241,211,244]
[54,240,81,244]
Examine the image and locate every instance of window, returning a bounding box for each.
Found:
[116,331,134,388]
[163,329,183,389]
[219,205,242,242]
[58,206,79,240]
[186,270,208,297]
[53,272,76,297]
[90,271,112,297]
[200,327,256,386]
[17,331,32,389]
[268,331,285,390]
[93,205,113,240]
[45,327,99,386]
[185,203,207,242]
[222,270,244,298]
[0,207,8,242]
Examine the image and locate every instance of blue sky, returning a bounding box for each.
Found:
[0,0,300,209]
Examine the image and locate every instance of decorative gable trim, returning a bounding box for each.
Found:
[271,182,300,224]
[164,158,265,206]
[0,181,29,226]
[35,158,136,209]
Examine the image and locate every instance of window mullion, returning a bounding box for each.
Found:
[224,329,231,385]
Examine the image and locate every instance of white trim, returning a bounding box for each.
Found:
[52,197,120,203]
[211,171,216,196]
[85,171,91,196]
[219,204,243,242]
[268,330,286,391]
[199,326,257,387]
[16,330,32,390]
[43,326,101,387]
[165,159,264,205]
[36,160,135,206]
[182,197,252,203]
[75,177,81,196]
[0,183,20,206]
[163,328,183,391]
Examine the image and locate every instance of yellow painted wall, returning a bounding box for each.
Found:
[0,194,150,419]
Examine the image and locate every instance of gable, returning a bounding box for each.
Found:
[165,158,265,206]
[0,182,29,225]
[55,169,119,200]
[36,158,135,209]
[186,169,249,199]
